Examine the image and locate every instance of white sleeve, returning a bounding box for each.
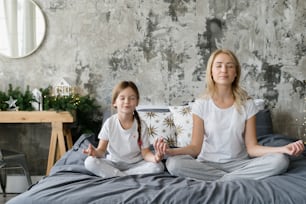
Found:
[98,119,109,141]
[246,99,259,119]
[192,99,207,120]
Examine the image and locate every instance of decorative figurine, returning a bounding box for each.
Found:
[5,96,18,111]
[53,78,76,96]
[32,88,43,111]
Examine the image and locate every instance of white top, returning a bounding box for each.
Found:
[192,98,258,163]
[98,114,150,164]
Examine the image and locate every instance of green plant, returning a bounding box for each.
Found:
[0,84,35,111]
[0,84,103,142]
[0,90,9,110]
[40,86,102,141]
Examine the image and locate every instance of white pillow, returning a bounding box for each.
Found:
[138,111,177,146]
[169,105,193,147]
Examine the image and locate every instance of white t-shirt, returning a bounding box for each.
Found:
[192,98,258,163]
[98,114,150,164]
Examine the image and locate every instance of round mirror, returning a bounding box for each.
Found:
[0,0,46,58]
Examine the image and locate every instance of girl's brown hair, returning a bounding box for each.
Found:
[204,48,249,109]
[112,81,142,147]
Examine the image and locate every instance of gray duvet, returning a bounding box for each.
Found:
[8,134,306,204]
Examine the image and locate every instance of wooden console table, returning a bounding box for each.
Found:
[0,111,75,175]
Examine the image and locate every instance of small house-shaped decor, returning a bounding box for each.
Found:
[53,78,76,96]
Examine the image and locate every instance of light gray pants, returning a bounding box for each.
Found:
[84,156,164,178]
[166,153,289,181]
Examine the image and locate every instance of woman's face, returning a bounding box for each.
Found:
[113,87,138,115]
[211,53,237,86]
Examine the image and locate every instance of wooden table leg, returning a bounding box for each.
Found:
[46,122,67,175]
[64,126,73,150]
[46,122,58,175]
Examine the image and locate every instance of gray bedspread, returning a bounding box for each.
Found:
[8,134,306,204]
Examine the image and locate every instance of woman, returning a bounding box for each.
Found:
[155,49,304,181]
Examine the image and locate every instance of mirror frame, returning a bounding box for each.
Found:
[0,0,47,59]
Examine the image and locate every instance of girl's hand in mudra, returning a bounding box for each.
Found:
[83,144,99,157]
[154,137,168,156]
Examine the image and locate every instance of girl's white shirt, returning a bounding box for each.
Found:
[193,98,258,163]
[98,114,150,164]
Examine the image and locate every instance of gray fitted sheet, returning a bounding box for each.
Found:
[7,134,306,204]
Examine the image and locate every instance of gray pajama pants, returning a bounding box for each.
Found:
[84,156,164,178]
[166,153,289,181]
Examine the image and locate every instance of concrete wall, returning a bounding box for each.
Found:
[0,0,305,175]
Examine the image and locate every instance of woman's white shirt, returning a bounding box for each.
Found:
[192,98,258,163]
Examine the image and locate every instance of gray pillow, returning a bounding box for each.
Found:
[256,109,273,137]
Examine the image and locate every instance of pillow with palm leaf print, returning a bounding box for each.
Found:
[138,111,177,147]
[169,105,193,147]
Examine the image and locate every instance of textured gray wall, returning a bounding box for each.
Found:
[0,0,305,175]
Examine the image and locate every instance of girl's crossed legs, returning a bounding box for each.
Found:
[84,156,164,178]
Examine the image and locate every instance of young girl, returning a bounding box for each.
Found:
[155,49,304,181]
[83,81,164,178]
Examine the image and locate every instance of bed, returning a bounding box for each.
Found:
[7,109,306,204]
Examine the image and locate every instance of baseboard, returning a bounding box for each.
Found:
[0,175,43,193]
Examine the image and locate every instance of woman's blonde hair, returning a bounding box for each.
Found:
[204,48,249,109]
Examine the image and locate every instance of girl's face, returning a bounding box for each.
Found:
[114,87,138,115]
[211,53,237,86]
